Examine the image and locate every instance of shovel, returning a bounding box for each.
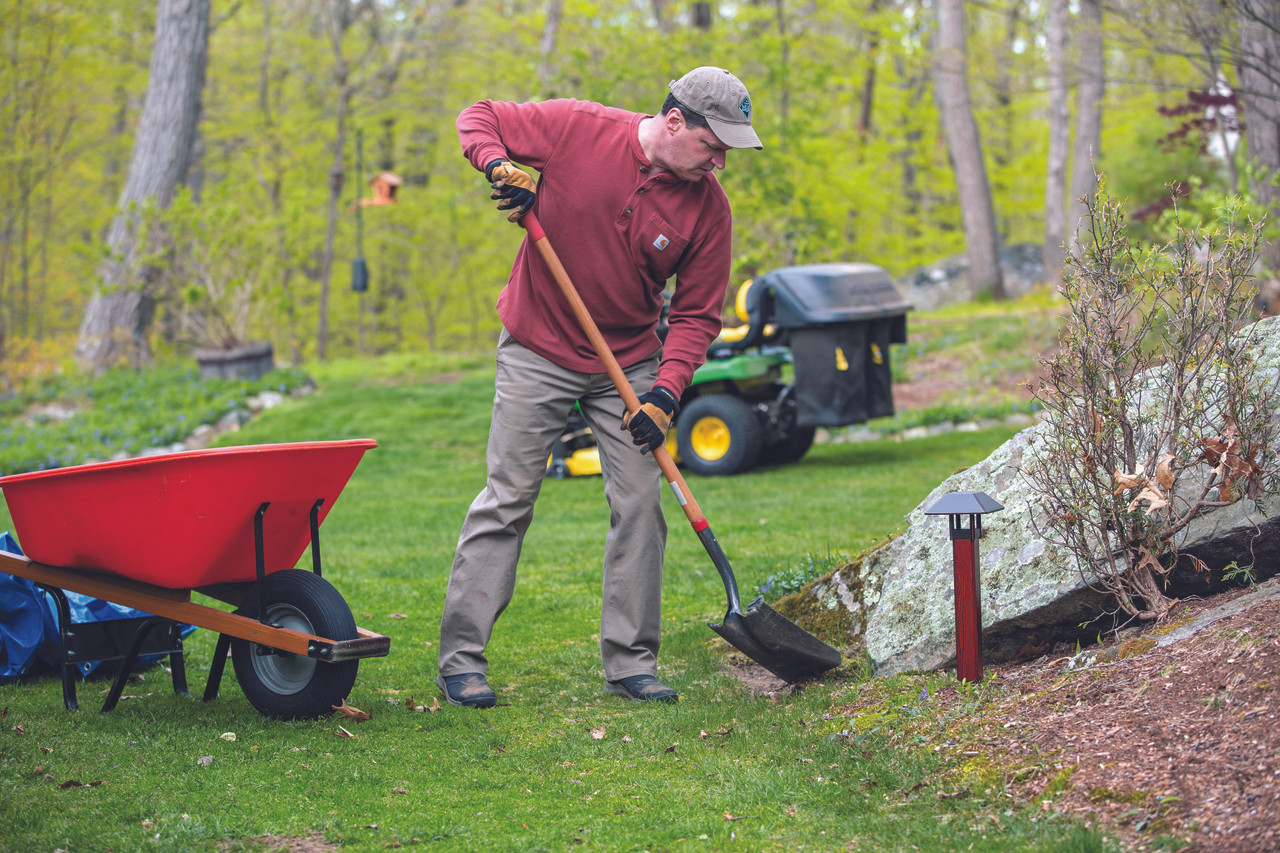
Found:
[521,212,842,682]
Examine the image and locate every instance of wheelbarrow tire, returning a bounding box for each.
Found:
[230,569,359,721]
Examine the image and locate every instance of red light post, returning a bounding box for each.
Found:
[924,491,1003,683]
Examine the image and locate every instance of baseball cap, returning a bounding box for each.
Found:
[668,67,762,150]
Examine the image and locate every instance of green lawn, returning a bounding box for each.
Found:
[0,357,1111,852]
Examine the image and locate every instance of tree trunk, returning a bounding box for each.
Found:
[1044,0,1070,289]
[75,0,209,373]
[536,0,565,97]
[651,0,671,34]
[932,0,1006,300]
[1236,0,1280,273]
[317,2,354,362]
[691,2,712,30]
[1068,0,1104,250]
[856,0,883,139]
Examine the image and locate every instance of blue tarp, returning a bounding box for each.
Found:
[0,532,59,683]
[0,532,195,682]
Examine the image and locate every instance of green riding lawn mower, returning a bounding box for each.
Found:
[549,262,913,477]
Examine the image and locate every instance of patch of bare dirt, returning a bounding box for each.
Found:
[891,354,969,411]
[728,581,1279,850]
[991,584,1280,851]
[228,831,337,853]
[890,352,1046,412]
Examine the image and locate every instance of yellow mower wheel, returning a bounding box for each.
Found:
[676,394,763,476]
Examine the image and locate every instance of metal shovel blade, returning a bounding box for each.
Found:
[710,596,842,683]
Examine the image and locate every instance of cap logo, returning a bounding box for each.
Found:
[738,96,751,120]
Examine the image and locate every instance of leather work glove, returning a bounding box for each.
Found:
[485,158,537,222]
[622,386,680,454]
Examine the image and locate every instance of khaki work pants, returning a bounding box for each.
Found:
[437,330,667,684]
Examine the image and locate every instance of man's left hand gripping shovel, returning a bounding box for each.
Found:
[521,212,841,682]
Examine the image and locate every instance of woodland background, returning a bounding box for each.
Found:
[1,0,1277,378]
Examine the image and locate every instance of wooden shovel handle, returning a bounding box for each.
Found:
[522,212,707,528]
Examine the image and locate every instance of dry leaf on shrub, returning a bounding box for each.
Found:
[1153,452,1176,489]
[1112,466,1147,493]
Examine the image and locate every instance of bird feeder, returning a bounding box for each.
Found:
[924,490,1003,682]
[360,171,403,206]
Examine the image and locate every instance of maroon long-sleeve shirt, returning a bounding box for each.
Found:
[458,98,733,394]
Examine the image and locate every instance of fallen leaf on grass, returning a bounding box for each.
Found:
[589,726,606,740]
[59,780,104,789]
[333,699,371,721]
[699,729,709,740]
[621,735,632,743]
[664,743,678,754]
[12,724,24,735]
[405,696,440,713]
[38,744,53,753]
[336,726,356,738]
[388,613,409,619]
[197,756,212,767]
[724,812,746,821]
[219,732,237,742]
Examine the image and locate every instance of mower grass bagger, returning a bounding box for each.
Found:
[549,263,913,478]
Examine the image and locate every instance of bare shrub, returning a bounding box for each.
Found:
[1026,188,1278,620]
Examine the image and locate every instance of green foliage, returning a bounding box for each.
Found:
[0,365,312,476]
[1221,560,1257,586]
[4,0,1259,368]
[755,549,852,600]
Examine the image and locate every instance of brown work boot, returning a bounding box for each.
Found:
[606,674,678,703]
[437,672,497,708]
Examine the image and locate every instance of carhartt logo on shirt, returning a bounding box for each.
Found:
[653,234,670,251]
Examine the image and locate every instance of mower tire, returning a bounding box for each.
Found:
[676,394,763,476]
[760,425,816,467]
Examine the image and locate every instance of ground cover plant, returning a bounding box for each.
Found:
[0,365,312,476]
[0,354,1118,852]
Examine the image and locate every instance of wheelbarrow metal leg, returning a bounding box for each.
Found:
[204,633,234,702]
[309,499,325,577]
[37,583,80,711]
[102,616,183,713]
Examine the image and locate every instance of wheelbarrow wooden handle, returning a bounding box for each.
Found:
[521,213,709,531]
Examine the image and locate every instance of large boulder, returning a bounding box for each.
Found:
[794,316,1280,677]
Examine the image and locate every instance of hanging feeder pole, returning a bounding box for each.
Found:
[351,128,369,294]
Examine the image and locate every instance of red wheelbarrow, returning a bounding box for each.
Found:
[0,439,390,720]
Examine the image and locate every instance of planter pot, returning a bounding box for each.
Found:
[195,342,276,381]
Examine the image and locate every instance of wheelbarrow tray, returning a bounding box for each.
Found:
[0,439,377,589]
